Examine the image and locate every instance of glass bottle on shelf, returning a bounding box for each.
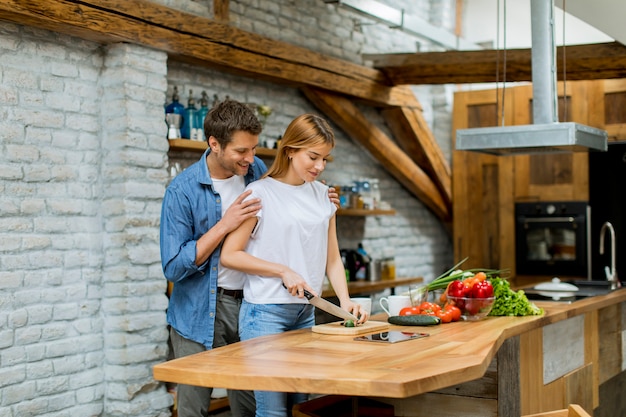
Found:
[355,243,371,281]
[165,86,185,139]
[370,179,381,209]
[165,86,185,115]
[181,90,197,140]
[358,178,373,209]
[195,91,209,141]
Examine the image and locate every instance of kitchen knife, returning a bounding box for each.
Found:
[302,289,359,322]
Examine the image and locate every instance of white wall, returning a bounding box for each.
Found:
[463,0,613,49]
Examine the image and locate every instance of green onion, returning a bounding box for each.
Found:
[404,257,510,302]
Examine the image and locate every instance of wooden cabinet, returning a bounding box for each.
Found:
[588,79,626,142]
[452,88,516,271]
[511,82,593,202]
[452,80,607,272]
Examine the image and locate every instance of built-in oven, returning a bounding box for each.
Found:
[515,201,591,278]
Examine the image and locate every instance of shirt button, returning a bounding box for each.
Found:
[209,312,214,318]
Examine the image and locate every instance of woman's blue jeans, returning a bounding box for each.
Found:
[239,301,315,417]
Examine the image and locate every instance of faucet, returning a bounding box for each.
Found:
[599,221,620,290]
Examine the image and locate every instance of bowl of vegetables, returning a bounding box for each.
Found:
[443,271,496,320]
[446,296,495,320]
[404,257,543,320]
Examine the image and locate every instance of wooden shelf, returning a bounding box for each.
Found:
[336,208,396,216]
[168,139,277,157]
[321,276,423,298]
[254,147,277,158]
[168,139,207,151]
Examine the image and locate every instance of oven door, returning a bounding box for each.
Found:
[515,212,589,277]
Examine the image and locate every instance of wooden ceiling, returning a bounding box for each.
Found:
[365,42,626,85]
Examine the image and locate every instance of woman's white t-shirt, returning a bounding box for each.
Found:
[242,177,337,304]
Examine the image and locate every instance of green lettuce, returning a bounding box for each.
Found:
[489,277,543,316]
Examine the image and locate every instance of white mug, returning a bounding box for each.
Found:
[379,295,412,316]
[350,297,372,314]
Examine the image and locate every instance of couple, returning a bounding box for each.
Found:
[160,99,369,417]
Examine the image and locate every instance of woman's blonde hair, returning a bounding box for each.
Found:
[264,114,335,178]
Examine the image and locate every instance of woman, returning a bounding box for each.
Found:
[220,114,368,417]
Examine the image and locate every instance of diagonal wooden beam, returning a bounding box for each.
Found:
[365,42,626,85]
[381,104,452,209]
[302,87,451,224]
[0,0,415,107]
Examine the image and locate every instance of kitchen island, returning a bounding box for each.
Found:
[153,288,626,416]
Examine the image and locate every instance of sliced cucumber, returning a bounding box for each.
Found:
[388,315,441,326]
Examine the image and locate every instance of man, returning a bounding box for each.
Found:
[160,99,264,417]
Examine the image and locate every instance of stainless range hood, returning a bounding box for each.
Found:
[457,122,607,155]
[456,0,607,155]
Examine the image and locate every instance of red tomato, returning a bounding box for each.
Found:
[418,302,441,314]
[399,306,421,316]
[447,280,467,297]
[470,280,494,298]
[464,298,482,315]
[443,305,462,322]
[437,309,453,323]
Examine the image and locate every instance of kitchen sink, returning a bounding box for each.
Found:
[522,279,621,303]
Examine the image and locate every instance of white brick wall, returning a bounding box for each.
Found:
[0,0,456,415]
[0,25,172,416]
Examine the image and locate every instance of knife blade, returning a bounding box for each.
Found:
[302,289,359,322]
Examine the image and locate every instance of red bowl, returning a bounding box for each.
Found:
[446,296,495,321]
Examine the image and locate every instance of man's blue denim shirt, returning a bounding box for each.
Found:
[160,148,267,348]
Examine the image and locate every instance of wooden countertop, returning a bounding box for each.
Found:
[153,287,626,399]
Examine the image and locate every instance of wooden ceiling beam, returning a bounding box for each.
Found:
[0,0,415,107]
[381,105,452,209]
[302,87,451,224]
[366,42,626,85]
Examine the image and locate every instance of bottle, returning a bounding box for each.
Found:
[355,243,370,281]
[386,257,396,280]
[339,185,351,208]
[195,91,210,141]
[370,178,381,209]
[165,86,185,115]
[181,90,197,140]
[164,86,185,139]
[345,182,357,209]
[358,178,373,209]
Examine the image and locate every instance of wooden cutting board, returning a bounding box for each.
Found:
[311,320,389,335]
